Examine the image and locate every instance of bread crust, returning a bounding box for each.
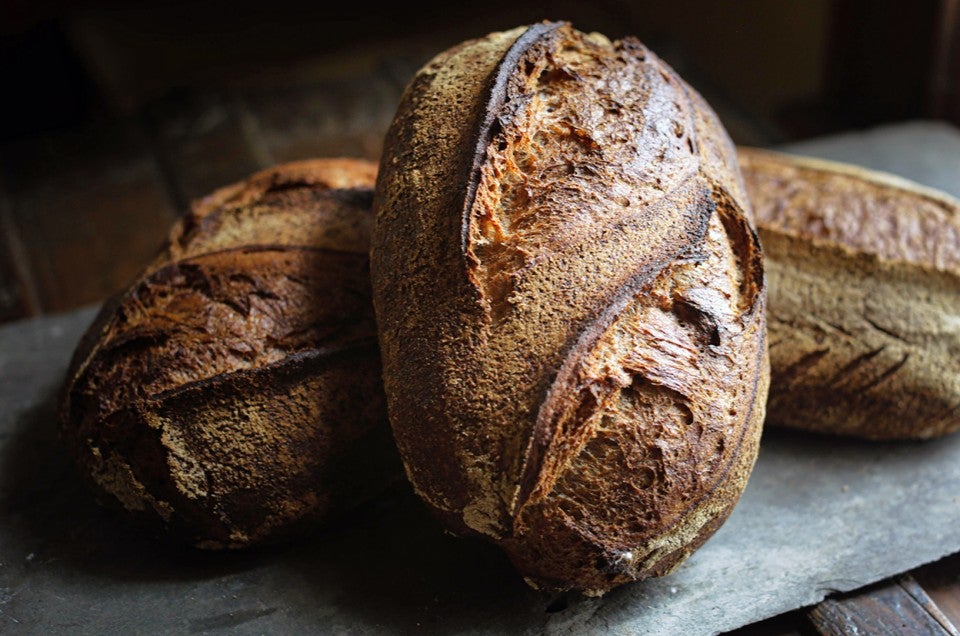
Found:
[59,159,398,548]
[741,147,960,439]
[373,23,768,593]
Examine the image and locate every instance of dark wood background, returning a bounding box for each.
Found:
[1,0,957,325]
[1,0,959,632]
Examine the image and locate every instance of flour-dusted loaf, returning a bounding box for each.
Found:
[740,147,960,439]
[372,22,768,594]
[59,159,399,548]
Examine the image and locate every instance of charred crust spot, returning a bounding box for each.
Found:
[617,37,648,60]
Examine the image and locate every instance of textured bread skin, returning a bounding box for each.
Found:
[157,158,378,266]
[372,23,768,594]
[59,159,399,548]
[740,147,960,439]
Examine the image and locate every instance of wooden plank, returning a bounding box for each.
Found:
[914,553,960,629]
[808,575,960,636]
[0,122,177,313]
[142,91,270,207]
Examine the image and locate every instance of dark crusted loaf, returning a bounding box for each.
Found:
[372,23,768,594]
[740,147,960,439]
[59,158,399,548]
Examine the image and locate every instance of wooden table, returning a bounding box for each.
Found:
[2,35,959,634]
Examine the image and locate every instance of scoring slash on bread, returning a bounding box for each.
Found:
[372,22,769,594]
[58,159,400,549]
[740,148,960,440]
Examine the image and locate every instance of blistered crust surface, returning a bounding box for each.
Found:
[506,205,766,591]
[159,158,376,266]
[373,23,767,593]
[76,248,375,424]
[741,147,960,271]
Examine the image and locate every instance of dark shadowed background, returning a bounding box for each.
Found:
[3,0,958,143]
[0,0,957,325]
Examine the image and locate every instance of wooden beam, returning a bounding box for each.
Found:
[0,122,177,313]
[808,575,960,636]
[931,0,960,124]
[914,552,960,630]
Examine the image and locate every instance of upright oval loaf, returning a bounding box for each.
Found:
[372,22,768,594]
[60,159,399,548]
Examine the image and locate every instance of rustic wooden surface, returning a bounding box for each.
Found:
[810,576,959,636]
[0,123,177,314]
[1,30,958,635]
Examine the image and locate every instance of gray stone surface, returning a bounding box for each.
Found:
[2,121,959,635]
[781,120,960,199]
[2,306,960,635]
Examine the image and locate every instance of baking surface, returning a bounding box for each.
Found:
[781,121,960,198]
[2,307,959,634]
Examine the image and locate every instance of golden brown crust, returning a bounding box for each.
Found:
[159,158,377,265]
[59,159,399,547]
[741,148,960,270]
[740,148,960,439]
[373,23,768,594]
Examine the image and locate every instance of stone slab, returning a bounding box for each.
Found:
[1,307,959,635]
[780,119,960,199]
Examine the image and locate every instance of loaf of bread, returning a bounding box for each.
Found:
[59,158,400,548]
[740,147,960,439]
[372,22,768,594]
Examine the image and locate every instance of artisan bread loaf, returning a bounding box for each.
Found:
[372,22,768,594]
[740,147,960,439]
[59,159,398,548]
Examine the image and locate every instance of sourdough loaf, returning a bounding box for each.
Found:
[372,22,768,594]
[740,147,960,439]
[59,159,399,548]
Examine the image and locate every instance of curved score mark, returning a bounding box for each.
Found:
[512,187,714,515]
[513,183,765,527]
[458,21,566,255]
